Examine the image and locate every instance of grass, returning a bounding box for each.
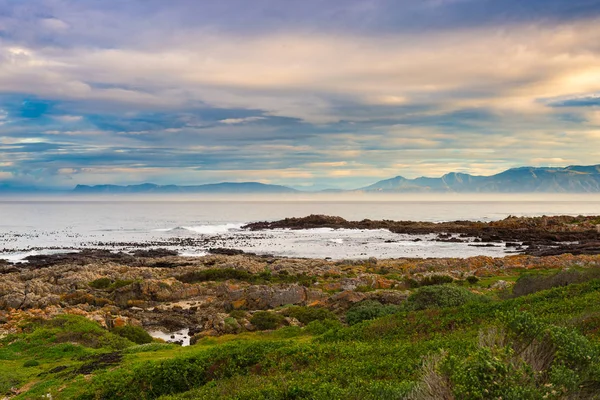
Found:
[3,270,600,399]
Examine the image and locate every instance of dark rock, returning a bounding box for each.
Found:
[132,248,178,258]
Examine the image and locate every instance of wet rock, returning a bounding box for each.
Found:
[209,248,249,256]
[132,249,178,258]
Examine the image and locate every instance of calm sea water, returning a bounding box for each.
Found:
[1,194,599,260]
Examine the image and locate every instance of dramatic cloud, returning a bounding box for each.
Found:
[0,0,600,189]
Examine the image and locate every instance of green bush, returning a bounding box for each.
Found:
[282,306,337,325]
[304,319,343,335]
[466,276,479,284]
[345,300,401,325]
[407,285,481,310]
[89,277,112,289]
[419,274,454,286]
[512,268,600,297]
[89,278,134,291]
[229,310,247,320]
[250,312,285,331]
[111,280,134,290]
[23,360,39,368]
[112,325,153,345]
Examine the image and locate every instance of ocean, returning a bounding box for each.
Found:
[1,194,599,260]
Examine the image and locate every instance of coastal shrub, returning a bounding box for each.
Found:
[176,268,317,286]
[281,306,337,325]
[250,311,285,330]
[346,300,401,325]
[229,310,247,320]
[89,277,112,289]
[304,319,343,335]
[407,285,480,310]
[512,268,600,297]
[23,360,39,367]
[444,312,600,399]
[177,268,252,283]
[466,276,479,285]
[111,279,134,290]
[82,341,286,399]
[419,274,454,286]
[112,325,153,345]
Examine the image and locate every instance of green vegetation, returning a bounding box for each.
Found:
[4,273,600,399]
[250,311,286,330]
[89,278,134,291]
[112,325,154,345]
[345,300,401,325]
[176,268,316,286]
[281,306,337,325]
[513,267,600,297]
[406,284,484,310]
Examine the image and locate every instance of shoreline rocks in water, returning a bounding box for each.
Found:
[244,214,600,256]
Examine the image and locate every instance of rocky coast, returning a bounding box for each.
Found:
[3,215,600,399]
[2,214,600,344]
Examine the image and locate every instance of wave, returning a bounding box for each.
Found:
[0,249,79,262]
[153,223,244,235]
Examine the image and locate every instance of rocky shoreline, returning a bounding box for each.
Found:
[2,245,600,345]
[1,215,600,346]
[244,214,600,256]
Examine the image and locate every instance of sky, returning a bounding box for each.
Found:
[1,0,600,190]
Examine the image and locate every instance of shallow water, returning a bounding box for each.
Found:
[1,194,599,260]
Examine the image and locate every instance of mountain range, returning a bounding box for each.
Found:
[72,182,298,194]
[359,165,600,193]
[2,165,600,194]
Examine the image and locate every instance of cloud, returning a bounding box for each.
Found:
[220,117,265,124]
[0,1,600,188]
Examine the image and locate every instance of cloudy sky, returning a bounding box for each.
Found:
[1,0,600,189]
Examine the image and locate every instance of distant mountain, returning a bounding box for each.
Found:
[72,182,298,194]
[360,165,600,193]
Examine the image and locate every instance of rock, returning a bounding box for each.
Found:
[328,290,366,311]
[221,284,309,310]
[284,317,302,327]
[132,249,178,258]
[490,280,511,290]
[365,290,409,305]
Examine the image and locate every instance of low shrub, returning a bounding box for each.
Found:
[346,300,401,325]
[407,285,481,310]
[250,312,286,330]
[304,319,343,335]
[89,277,112,289]
[419,275,454,286]
[23,360,39,367]
[112,325,154,345]
[512,268,600,297]
[281,306,337,325]
[466,276,479,284]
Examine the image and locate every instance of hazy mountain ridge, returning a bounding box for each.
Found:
[360,165,600,193]
[73,182,298,194]
[3,165,600,194]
